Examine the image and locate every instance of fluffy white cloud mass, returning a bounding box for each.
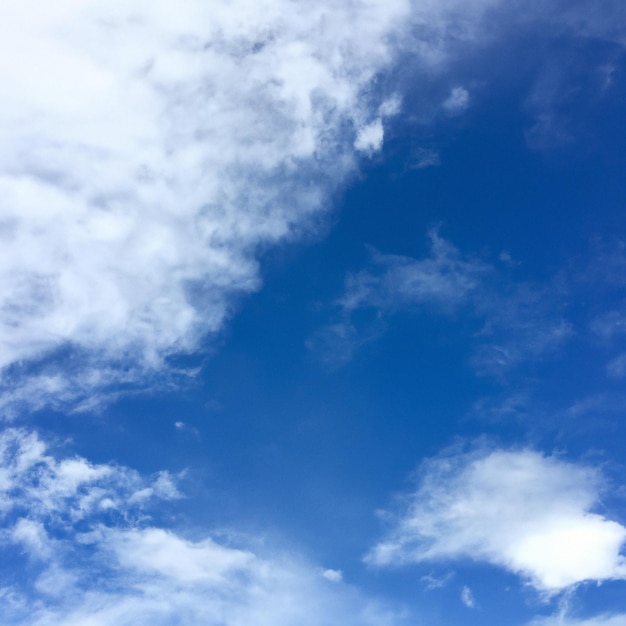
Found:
[366,446,626,593]
[0,0,418,410]
[0,428,403,626]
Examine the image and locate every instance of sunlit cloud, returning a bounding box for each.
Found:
[366,445,626,593]
[0,427,405,626]
[0,0,415,412]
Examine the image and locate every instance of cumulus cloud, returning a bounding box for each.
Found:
[12,0,607,412]
[0,428,179,528]
[322,568,344,583]
[0,0,418,411]
[0,427,404,626]
[366,446,626,593]
[0,0,622,414]
[355,119,385,154]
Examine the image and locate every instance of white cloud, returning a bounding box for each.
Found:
[0,0,417,411]
[0,428,178,526]
[355,119,385,154]
[410,148,441,169]
[322,568,344,583]
[307,230,489,366]
[420,572,453,590]
[336,230,489,316]
[309,230,571,370]
[0,427,404,626]
[443,86,470,113]
[366,446,626,593]
[460,585,476,608]
[5,527,404,626]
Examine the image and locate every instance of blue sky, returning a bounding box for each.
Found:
[1,1,626,624]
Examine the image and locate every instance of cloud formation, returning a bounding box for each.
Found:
[0,428,403,626]
[366,446,626,593]
[460,585,476,608]
[310,230,572,371]
[443,86,470,114]
[0,0,415,411]
[339,232,488,312]
[1,0,623,415]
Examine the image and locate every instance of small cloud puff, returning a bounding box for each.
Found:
[460,585,476,608]
[443,86,470,114]
[355,119,385,154]
[322,568,344,583]
[411,148,441,170]
[379,95,402,118]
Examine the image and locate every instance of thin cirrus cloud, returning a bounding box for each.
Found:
[306,230,490,366]
[590,311,626,341]
[528,614,626,626]
[338,232,489,313]
[309,230,572,372]
[365,445,626,594]
[0,427,404,626]
[607,353,626,378]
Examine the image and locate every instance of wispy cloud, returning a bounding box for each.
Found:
[420,571,453,590]
[607,353,626,378]
[341,232,487,312]
[443,86,470,114]
[590,311,626,341]
[0,428,180,523]
[470,281,573,376]
[460,585,476,608]
[307,230,493,367]
[0,427,405,626]
[310,230,572,373]
[366,445,626,594]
